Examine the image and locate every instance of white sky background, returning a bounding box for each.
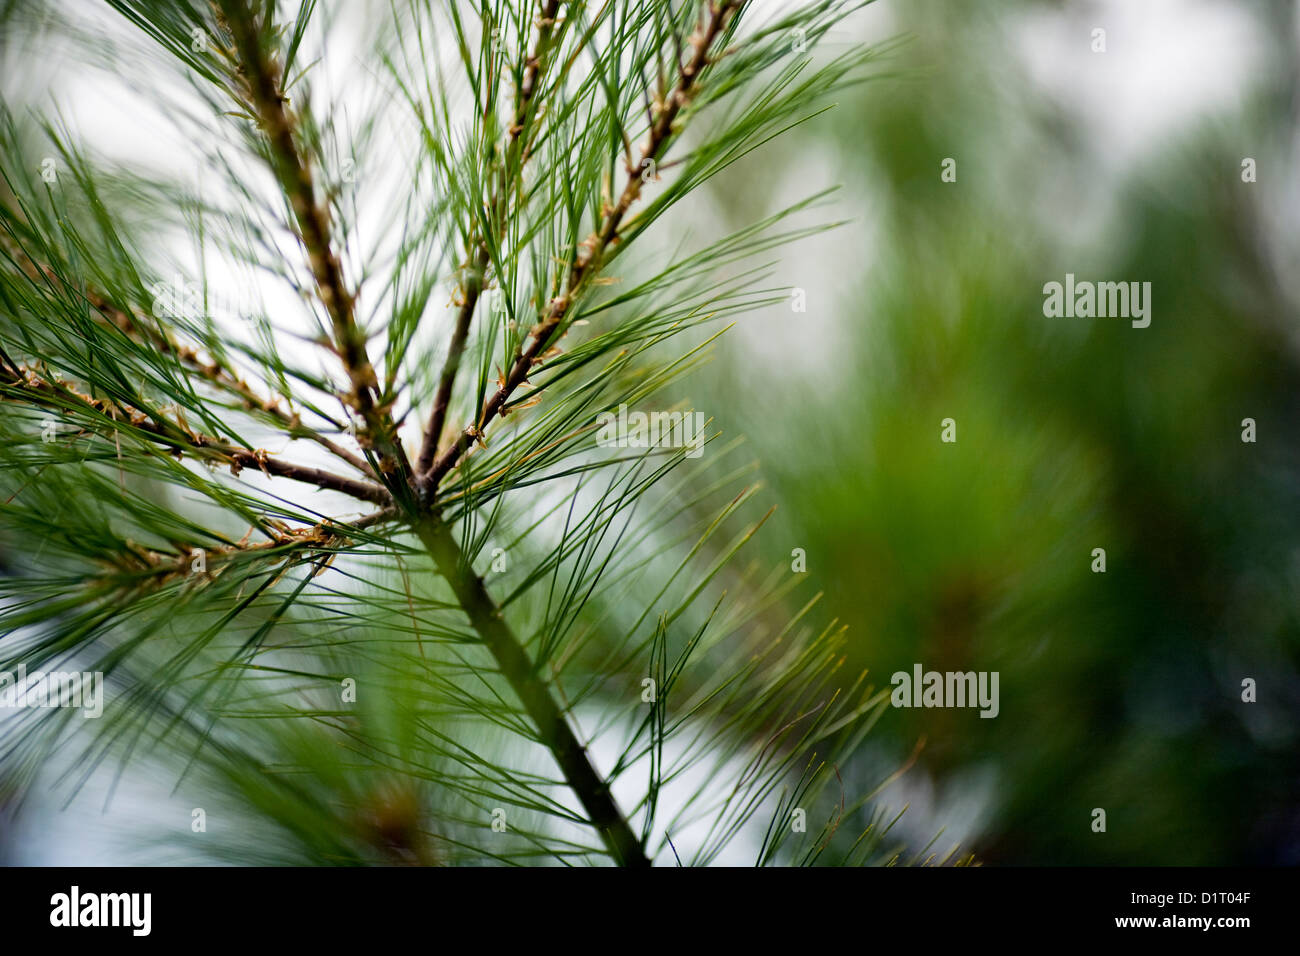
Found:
[1,0,1283,864]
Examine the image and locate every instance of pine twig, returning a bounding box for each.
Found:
[417,250,487,479]
[408,2,745,864]
[104,506,397,584]
[0,364,390,505]
[0,239,377,479]
[220,0,415,499]
[86,288,378,479]
[415,0,564,480]
[419,0,743,499]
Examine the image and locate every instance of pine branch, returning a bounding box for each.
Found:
[402,1,746,863]
[0,363,390,505]
[219,0,415,499]
[85,288,377,479]
[415,0,564,478]
[415,514,649,867]
[419,0,743,499]
[101,506,397,584]
[0,239,373,476]
[417,247,487,477]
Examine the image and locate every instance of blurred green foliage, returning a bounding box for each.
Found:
[697,0,1300,864]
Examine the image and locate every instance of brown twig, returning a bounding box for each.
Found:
[0,364,390,505]
[419,0,742,498]
[416,247,489,476]
[0,235,376,480]
[104,506,397,584]
[86,288,377,479]
[220,0,414,498]
[415,0,564,480]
